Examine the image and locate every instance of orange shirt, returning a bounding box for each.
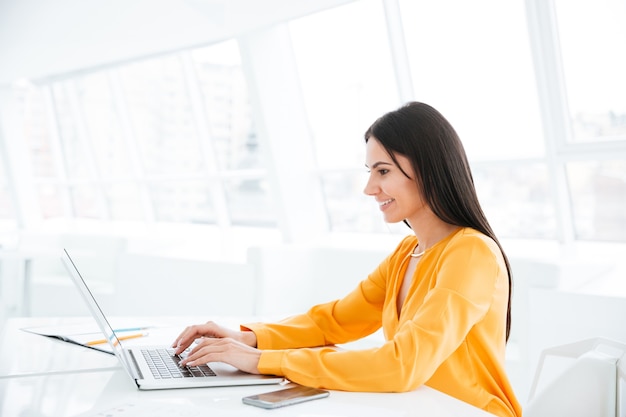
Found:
[243,228,521,417]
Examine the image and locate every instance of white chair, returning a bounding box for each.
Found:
[525,337,626,417]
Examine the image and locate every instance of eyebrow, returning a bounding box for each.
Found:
[365,161,393,169]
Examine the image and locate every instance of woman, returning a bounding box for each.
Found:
[173,102,521,417]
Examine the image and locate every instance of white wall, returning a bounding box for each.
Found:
[248,243,388,316]
[114,253,257,317]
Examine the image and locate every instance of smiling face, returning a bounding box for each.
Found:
[363,137,428,225]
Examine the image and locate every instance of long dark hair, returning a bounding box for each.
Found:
[364,101,513,342]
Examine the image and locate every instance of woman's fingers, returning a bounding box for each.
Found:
[171,326,194,352]
[179,337,261,374]
[171,321,221,353]
[171,321,256,356]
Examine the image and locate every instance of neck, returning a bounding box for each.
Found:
[410,223,461,255]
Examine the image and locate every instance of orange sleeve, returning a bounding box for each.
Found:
[242,251,392,349]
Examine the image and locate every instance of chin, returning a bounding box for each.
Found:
[383,214,404,224]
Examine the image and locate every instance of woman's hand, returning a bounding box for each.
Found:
[172,321,257,353]
[178,336,262,374]
[171,321,260,373]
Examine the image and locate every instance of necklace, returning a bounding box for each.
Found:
[409,244,426,258]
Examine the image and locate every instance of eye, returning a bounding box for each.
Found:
[378,168,389,175]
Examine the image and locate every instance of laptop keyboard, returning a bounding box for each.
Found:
[141,348,216,379]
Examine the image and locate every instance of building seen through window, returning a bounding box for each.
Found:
[10,40,274,228]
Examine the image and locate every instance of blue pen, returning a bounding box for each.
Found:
[113,327,151,333]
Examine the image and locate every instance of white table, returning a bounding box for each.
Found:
[0,316,493,417]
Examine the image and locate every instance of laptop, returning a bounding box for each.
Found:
[62,248,284,390]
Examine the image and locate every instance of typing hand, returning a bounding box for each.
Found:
[171,321,257,355]
[178,336,262,375]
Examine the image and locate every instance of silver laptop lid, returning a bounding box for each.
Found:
[62,248,139,379]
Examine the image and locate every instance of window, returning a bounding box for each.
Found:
[117,56,204,177]
[552,0,626,241]
[290,0,398,170]
[567,160,626,241]
[292,0,550,238]
[474,163,555,239]
[16,40,275,227]
[289,0,399,233]
[5,0,626,246]
[398,0,549,239]
[554,0,626,144]
[400,0,544,161]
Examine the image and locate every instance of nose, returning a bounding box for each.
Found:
[363,173,377,196]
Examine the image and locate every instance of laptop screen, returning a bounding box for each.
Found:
[62,249,132,372]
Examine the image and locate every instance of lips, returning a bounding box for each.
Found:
[379,198,394,207]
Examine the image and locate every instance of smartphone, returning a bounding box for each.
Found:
[242,385,330,409]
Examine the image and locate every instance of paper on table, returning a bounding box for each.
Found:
[21,324,114,354]
[21,323,153,354]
